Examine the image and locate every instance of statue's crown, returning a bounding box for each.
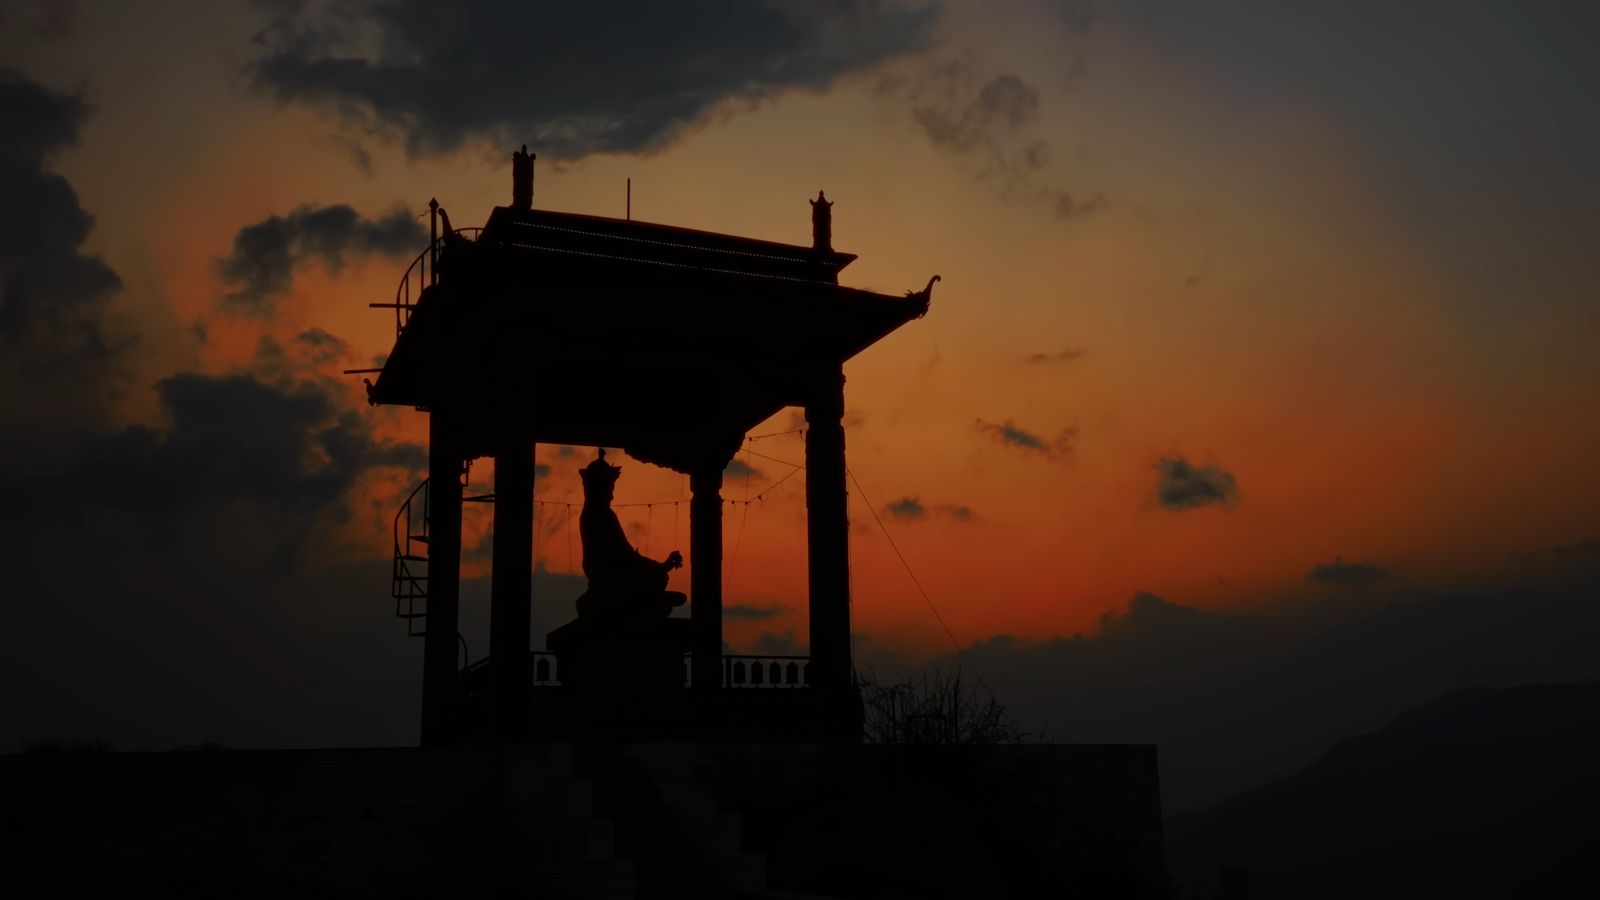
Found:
[579,449,621,487]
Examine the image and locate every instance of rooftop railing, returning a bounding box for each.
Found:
[460,651,812,690]
[370,227,482,340]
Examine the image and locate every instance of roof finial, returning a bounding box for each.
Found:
[512,145,535,209]
[810,189,833,252]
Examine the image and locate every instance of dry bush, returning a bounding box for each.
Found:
[856,666,1032,744]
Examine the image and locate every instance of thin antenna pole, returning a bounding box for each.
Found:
[427,198,439,287]
[626,178,631,220]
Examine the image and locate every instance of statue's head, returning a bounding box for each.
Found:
[579,449,621,502]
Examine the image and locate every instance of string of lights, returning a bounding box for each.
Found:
[529,464,801,511]
[746,427,807,441]
[741,447,804,470]
[846,465,983,685]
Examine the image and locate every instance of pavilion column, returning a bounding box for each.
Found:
[421,408,464,746]
[489,407,533,738]
[690,465,724,692]
[806,369,852,695]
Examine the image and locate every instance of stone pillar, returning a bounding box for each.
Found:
[806,369,852,694]
[489,410,533,738]
[690,465,724,692]
[421,409,463,746]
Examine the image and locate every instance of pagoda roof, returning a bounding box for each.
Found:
[483,205,859,285]
[365,202,934,469]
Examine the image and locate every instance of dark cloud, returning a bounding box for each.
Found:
[252,332,357,387]
[2,364,429,751]
[975,418,1075,461]
[0,65,440,756]
[884,495,975,523]
[49,372,423,519]
[1307,556,1389,588]
[724,458,764,480]
[725,603,790,621]
[1154,455,1238,510]
[292,327,348,365]
[1098,590,1222,639]
[248,0,937,160]
[1546,538,1600,560]
[4,545,428,751]
[0,68,122,367]
[1512,538,1600,564]
[216,204,425,316]
[753,630,803,655]
[886,496,926,520]
[1025,348,1085,364]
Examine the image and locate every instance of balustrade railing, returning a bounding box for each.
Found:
[717,654,811,689]
[532,651,560,686]
[469,652,812,690]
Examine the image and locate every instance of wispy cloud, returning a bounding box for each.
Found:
[725,458,764,480]
[976,418,1076,461]
[1025,348,1086,364]
[726,603,790,620]
[1307,557,1389,588]
[1512,538,1600,564]
[894,52,1104,218]
[884,495,977,523]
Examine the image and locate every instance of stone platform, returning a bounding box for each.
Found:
[4,741,1166,897]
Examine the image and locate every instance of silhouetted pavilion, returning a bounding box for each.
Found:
[366,149,935,744]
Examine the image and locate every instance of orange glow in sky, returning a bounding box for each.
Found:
[7,1,1596,664]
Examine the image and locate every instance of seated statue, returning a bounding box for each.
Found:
[574,449,686,620]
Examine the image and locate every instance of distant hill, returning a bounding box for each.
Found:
[1165,681,1600,898]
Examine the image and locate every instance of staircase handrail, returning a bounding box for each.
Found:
[380,227,483,339]
[392,477,430,634]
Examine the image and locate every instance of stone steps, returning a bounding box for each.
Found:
[499,743,638,898]
[624,741,771,894]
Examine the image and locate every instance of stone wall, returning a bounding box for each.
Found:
[4,745,630,897]
[696,742,1168,898]
[4,742,1164,897]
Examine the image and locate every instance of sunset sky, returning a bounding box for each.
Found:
[4,1,1597,797]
